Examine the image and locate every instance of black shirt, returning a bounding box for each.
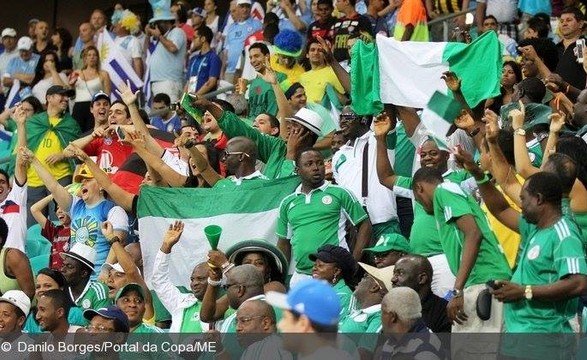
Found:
[556,38,587,90]
[421,291,452,333]
[307,17,336,42]
[332,14,374,62]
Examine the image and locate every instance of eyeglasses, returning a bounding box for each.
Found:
[222,283,240,291]
[339,113,360,123]
[235,315,265,325]
[85,324,115,332]
[221,152,250,161]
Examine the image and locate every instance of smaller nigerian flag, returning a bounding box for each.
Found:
[376,31,502,109]
[420,91,462,143]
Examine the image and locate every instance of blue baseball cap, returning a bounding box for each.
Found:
[83,305,129,332]
[92,91,110,104]
[266,279,340,326]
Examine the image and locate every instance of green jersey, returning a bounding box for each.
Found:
[505,217,587,333]
[526,138,543,168]
[339,304,382,352]
[217,111,293,179]
[276,181,368,273]
[394,170,475,256]
[334,280,356,322]
[247,72,286,119]
[73,281,111,310]
[393,124,415,177]
[132,322,164,333]
[562,197,587,249]
[180,301,204,333]
[433,182,511,287]
[212,171,269,190]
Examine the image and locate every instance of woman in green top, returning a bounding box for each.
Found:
[309,244,358,321]
[24,268,87,332]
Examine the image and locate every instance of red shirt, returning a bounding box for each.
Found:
[84,136,134,174]
[42,221,71,270]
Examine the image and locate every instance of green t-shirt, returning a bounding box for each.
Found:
[393,124,415,177]
[180,301,204,333]
[562,197,587,250]
[75,281,111,310]
[433,182,511,287]
[247,72,286,120]
[505,216,587,333]
[212,173,269,190]
[394,170,474,256]
[276,181,368,273]
[217,111,292,179]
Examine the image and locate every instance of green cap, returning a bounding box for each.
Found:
[362,233,410,254]
[115,283,145,302]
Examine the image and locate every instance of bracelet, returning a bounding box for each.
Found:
[565,84,570,94]
[222,263,235,275]
[107,236,121,245]
[475,173,490,185]
[207,278,222,287]
[220,261,232,271]
[467,127,480,137]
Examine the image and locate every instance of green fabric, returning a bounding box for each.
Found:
[526,138,543,168]
[393,124,415,177]
[350,40,383,115]
[427,91,462,125]
[441,31,503,108]
[562,198,587,250]
[276,182,368,274]
[217,110,290,179]
[505,217,587,333]
[333,279,355,322]
[179,301,204,333]
[371,220,401,239]
[133,322,164,333]
[9,111,80,174]
[150,289,171,323]
[76,281,111,310]
[433,182,511,287]
[212,175,269,189]
[247,72,286,120]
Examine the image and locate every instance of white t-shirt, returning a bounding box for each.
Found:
[32,72,69,105]
[114,35,142,66]
[479,0,518,24]
[0,180,27,252]
[161,149,189,176]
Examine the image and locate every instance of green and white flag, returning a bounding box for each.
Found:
[138,176,300,287]
[376,31,502,109]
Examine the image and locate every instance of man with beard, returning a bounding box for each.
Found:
[33,21,56,56]
[277,148,371,286]
[35,289,81,333]
[153,221,210,333]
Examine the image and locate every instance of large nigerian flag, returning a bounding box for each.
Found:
[138,176,300,287]
[377,31,502,109]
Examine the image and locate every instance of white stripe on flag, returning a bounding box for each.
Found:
[97,32,143,101]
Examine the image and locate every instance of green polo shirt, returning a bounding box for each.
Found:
[505,217,587,333]
[73,281,111,310]
[276,181,368,274]
[433,182,511,287]
[562,197,587,248]
[334,279,356,322]
[339,304,382,352]
[394,170,473,256]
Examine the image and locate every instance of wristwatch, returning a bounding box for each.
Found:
[514,128,526,136]
[107,236,121,245]
[451,289,464,298]
[524,285,533,300]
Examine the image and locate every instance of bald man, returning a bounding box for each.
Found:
[213,136,269,189]
[391,255,451,333]
[236,300,276,344]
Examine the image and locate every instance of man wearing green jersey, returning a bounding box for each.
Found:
[411,166,511,359]
[277,149,372,286]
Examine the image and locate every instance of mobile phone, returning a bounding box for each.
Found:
[576,39,585,63]
[115,126,125,140]
[486,280,499,290]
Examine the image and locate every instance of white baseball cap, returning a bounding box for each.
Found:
[237,0,252,5]
[0,290,31,317]
[1,28,16,38]
[17,36,33,51]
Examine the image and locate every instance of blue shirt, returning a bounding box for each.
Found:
[224,17,262,73]
[149,27,187,82]
[6,54,40,80]
[70,197,128,279]
[150,113,182,133]
[186,50,222,93]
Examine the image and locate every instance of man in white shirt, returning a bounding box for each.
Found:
[111,10,144,78]
[0,28,19,99]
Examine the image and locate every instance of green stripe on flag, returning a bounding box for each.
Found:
[137,176,301,218]
[350,40,383,116]
[427,91,461,124]
[442,31,503,108]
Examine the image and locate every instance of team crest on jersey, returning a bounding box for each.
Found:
[82,299,91,309]
[527,245,540,260]
[322,195,332,205]
[104,136,113,145]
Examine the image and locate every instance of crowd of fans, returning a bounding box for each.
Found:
[1,0,587,358]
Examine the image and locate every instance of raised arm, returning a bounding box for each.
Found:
[65,143,135,213]
[117,81,164,157]
[373,114,398,189]
[455,148,521,232]
[30,194,53,229]
[21,147,72,211]
[12,104,29,186]
[177,133,223,187]
[510,102,539,178]
[102,221,154,321]
[318,36,351,93]
[540,112,565,169]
